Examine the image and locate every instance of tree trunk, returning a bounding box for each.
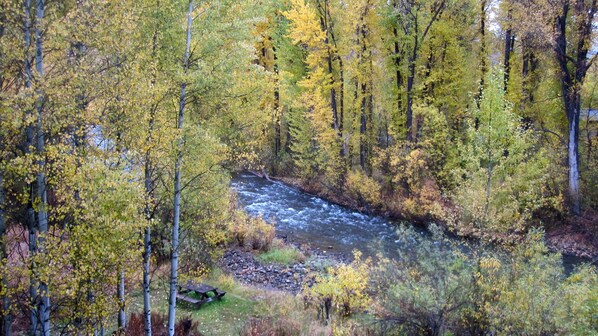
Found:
[568,109,581,214]
[142,11,161,335]
[358,18,370,170]
[117,271,125,329]
[503,3,514,92]
[522,40,538,104]
[143,146,153,335]
[167,1,193,335]
[393,24,403,132]
[406,54,415,142]
[339,60,347,158]
[23,1,39,333]
[273,44,281,158]
[0,170,11,336]
[34,0,50,334]
[477,0,487,106]
[318,0,339,131]
[142,221,152,335]
[554,1,596,215]
[360,81,367,170]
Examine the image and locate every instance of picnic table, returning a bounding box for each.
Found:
[176,281,226,309]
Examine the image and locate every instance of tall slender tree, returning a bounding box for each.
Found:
[168,1,194,334]
[553,0,596,215]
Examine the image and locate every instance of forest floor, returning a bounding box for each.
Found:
[260,172,598,261]
[545,210,598,260]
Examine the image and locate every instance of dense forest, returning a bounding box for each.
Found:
[0,0,597,335]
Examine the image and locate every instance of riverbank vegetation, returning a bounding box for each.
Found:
[0,0,597,335]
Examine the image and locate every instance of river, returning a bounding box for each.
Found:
[231,172,586,272]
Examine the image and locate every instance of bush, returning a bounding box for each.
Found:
[231,210,275,251]
[125,312,203,336]
[373,225,475,336]
[258,246,306,265]
[304,251,371,319]
[373,227,598,336]
[212,270,238,292]
[345,170,382,209]
[373,145,445,220]
[478,231,598,335]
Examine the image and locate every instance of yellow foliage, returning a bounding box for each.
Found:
[345,170,382,208]
[230,210,275,252]
[304,251,372,318]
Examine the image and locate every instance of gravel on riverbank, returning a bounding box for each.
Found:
[219,244,350,294]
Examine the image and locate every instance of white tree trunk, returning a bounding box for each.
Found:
[167,2,193,335]
[143,17,160,335]
[568,115,581,215]
[143,224,152,336]
[117,271,126,329]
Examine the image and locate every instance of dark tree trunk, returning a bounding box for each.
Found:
[360,81,367,170]
[522,39,539,104]
[477,0,487,106]
[503,2,514,92]
[117,271,126,329]
[393,24,404,136]
[0,170,10,336]
[554,1,596,215]
[23,1,39,333]
[403,0,444,142]
[273,43,281,158]
[406,54,415,142]
[339,58,346,157]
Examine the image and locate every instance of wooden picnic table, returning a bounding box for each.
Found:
[176,281,226,309]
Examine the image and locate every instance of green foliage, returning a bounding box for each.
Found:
[373,225,475,335]
[451,70,561,237]
[258,246,306,265]
[374,227,598,336]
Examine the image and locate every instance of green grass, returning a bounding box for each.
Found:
[125,268,340,335]
[257,246,305,265]
[128,271,259,335]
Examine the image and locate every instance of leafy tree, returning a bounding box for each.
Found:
[452,70,559,237]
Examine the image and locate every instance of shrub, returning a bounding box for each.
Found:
[373,145,445,219]
[373,227,598,336]
[231,210,275,251]
[304,251,371,319]
[373,225,475,336]
[479,231,598,336]
[213,271,237,292]
[345,170,382,209]
[125,312,203,336]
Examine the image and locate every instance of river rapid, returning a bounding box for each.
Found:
[231,172,585,272]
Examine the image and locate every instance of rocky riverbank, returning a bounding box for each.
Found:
[219,246,349,294]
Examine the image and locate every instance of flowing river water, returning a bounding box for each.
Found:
[231,172,585,272]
